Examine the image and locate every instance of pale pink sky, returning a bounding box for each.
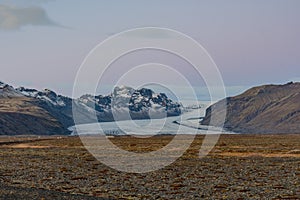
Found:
[1,0,300,96]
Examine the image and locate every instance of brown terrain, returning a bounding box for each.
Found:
[0,96,67,135]
[0,134,299,199]
[202,82,300,134]
[1,82,299,199]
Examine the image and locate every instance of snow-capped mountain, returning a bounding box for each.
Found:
[0,82,69,135]
[17,87,67,106]
[77,86,182,121]
[16,85,182,116]
[0,81,23,97]
[0,81,6,89]
[0,81,183,135]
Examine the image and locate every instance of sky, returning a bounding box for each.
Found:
[1,0,300,97]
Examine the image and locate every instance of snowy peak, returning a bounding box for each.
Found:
[17,87,67,107]
[128,87,181,114]
[1,81,183,126]
[0,81,12,90]
[78,94,111,112]
[0,81,7,89]
[78,86,182,116]
[16,87,39,97]
[1,82,182,116]
[113,85,135,98]
[0,81,23,97]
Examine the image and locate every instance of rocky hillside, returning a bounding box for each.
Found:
[0,82,182,135]
[0,82,68,135]
[201,82,300,134]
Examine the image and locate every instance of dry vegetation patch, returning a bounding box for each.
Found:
[0,134,299,199]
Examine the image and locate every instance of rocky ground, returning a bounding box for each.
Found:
[0,134,299,199]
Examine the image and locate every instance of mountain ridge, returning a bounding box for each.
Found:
[0,81,182,135]
[201,82,300,134]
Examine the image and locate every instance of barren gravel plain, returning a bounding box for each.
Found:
[0,134,299,200]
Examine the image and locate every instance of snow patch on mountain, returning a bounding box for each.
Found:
[0,82,23,97]
[2,80,183,125]
[17,87,66,106]
[0,81,7,89]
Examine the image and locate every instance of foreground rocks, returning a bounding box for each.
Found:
[0,183,106,200]
[0,134,299,199]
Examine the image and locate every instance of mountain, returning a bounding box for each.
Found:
[0,82,182,135]
[16,87,75,129]
[76,86,182,122]
[201,82,300,134]
[0,82,69,135]
[0,81,23,97]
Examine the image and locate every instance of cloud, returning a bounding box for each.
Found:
[0,4,59,30]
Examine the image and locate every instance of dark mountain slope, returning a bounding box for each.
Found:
[201,82,300,133]
[0,96,69,135]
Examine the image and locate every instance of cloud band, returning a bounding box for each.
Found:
[0,4,58,30]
